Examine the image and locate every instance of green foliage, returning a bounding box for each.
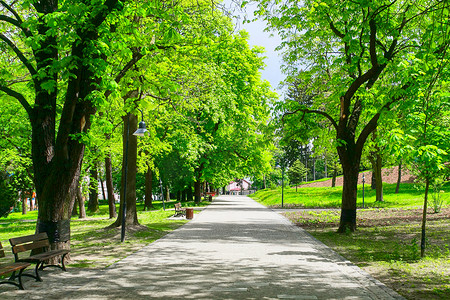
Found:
[287,159,309,186]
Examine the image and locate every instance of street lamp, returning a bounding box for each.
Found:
[281,165,284,208]
[134,109,148,137]
[121,111,147,243]
[276,163,284,208]
[362,173,365,209]
[159,176,165,211]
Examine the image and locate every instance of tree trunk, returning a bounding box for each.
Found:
[112,112,139,228]
[165,186,170,202]
[194,180,201,204]
[375,153,383,202]
[331,167,337,188]
[72,196,78,217]
[100,174,107,204]
[144,166,153,210]
[76,185,86,219]
[395,162,402,194]
[177,191,181,201]
[105,154,117,218]
[337,139,362,233]
[421,178,429,257]
[181,190,186,202]
[371,171,376,190]
[313,158,316,181]
[22,193,27,215]
[187,185,193,202]
[88,166,99,212]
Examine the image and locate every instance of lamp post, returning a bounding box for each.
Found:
[121,111,147,243]
[362,173,365,209]
[159,177,165,211]
[281,165,284,208]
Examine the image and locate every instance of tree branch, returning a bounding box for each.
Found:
[0,33,36,79]
[283,108,338,131]
[0,84,33,119]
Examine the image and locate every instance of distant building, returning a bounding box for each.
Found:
[226,179,252,195]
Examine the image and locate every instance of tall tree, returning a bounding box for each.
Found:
[255,0,450,232]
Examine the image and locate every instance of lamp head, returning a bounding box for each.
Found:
[133,121,148,137]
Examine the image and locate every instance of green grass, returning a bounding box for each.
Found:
[250,182,450,209]
[297,215,450,300]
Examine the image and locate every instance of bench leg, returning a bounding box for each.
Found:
[0,270,25,290]
[61,253,68,271]
[34,263,43,282]
[17,269,25,290]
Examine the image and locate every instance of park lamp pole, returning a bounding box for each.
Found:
[121,111,147,243]
[281,165,284,208]
[277,162,284,208]
[362,173,365,209]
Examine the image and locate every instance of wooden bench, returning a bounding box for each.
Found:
[0,241,30,290]
[174,202,186,217]
[9,232,70,282]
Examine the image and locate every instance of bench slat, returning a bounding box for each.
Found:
[11,239,49,255]
[24,249,70,262]
[0,262,30,276]
[10,232,49,246]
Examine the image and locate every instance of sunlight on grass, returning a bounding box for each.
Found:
[251,182,450,209]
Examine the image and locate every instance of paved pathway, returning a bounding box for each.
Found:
[1,196,404,299]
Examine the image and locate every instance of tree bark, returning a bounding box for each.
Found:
[187,185,193,202]
[88,165,99,212]
[165,186,170,202]
[194,180,201,204]
[144,166,153,210]
[371,171,376,190]
[76,185,86,219]
[105,154,117,218]
[374,154,383,202]
[100,174,106,204]
[181,189,186,202]
[395,162,402,194]
[337,158,360,233]
[112,112,139,228]
[72,196,78,217]
[22,193,27,215]
[331,166,337,188]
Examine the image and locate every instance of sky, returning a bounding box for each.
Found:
[225,2,286,96]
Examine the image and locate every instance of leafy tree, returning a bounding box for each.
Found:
[254,0,450,232]
[288,159,309,191]
[389,54,450,257]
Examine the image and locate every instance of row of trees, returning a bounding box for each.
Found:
[253,0,450,255]
[0,0,276,248]
[256,0,450,255]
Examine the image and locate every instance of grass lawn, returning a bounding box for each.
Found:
[250,182,450,300]
[0,200,209,270]
[250,182,450,209]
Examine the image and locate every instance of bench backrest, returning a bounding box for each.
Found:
[174,202,181,210]
[0,241,5,258]
[9,232,50,259]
